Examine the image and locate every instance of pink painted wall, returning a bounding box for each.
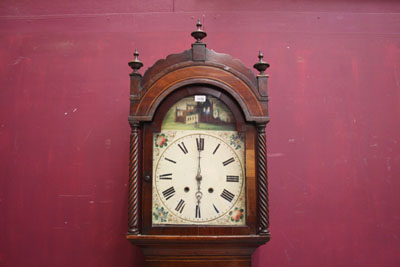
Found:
[1,0,400,266]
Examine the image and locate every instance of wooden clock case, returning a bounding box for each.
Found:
[126,22,271,267]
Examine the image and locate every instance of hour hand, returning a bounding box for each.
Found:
[195,173,203,203]
[195,135,204,204]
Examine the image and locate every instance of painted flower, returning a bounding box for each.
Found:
[155,133,168,148]
[229,207,244,222]
[230,133,244,150]
[153,206,168,222]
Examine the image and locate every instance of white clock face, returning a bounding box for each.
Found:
[152,131,245,225]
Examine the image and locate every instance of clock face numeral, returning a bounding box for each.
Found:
[175,199,185,213]
[213,204,219,214]
[222,157,235,166]
[154,132,245,224]
[226,175,239,182]
[196,137,204,151]
[220,189,235,202]
[212,144,220,155]
[162,186,176,200]
[164,158,176,164]
[195,204,201,218]
[159,173,173,180]
[178,142,188,154]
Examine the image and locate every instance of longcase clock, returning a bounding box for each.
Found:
[126,21,271,267]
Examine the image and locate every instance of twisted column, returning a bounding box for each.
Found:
[256,123,270,235]
[128,121,140,234]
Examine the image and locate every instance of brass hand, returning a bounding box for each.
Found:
[195,136,203,205]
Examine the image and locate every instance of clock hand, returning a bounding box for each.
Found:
[195,135,203,205]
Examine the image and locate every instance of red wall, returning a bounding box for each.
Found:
[1,1,400,266]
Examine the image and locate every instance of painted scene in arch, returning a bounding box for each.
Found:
[161,95,236,131]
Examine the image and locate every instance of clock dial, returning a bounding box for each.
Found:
[152,131,245,225]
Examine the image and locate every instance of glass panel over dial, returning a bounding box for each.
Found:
[152,95,246,226]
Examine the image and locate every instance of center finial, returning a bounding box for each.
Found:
[191,19,207,43]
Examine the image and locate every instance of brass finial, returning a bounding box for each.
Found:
[253,51,270,75]
[128,49,143,74]
[196,19,202,30]
[191,19,207,43]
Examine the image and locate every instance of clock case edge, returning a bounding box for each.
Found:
[126,39,271,253]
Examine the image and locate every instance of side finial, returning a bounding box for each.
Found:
[128,49,143,74]
[191,19,207,43]
[253,51,270,75]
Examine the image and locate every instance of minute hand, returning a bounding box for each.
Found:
[195,137,203,204]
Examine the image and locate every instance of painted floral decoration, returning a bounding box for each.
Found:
[153,206,168,222]
[229,207,244,222]
[155,133,168,148]
[230,133,244,150]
